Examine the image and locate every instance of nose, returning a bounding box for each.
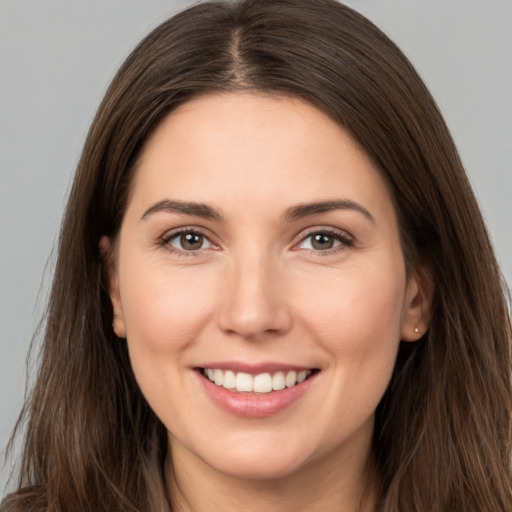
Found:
[216,253,292,340]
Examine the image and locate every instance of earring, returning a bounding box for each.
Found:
[414,327,420,334]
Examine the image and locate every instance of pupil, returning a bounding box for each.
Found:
[181,233,203,250]
[312,233,334,250]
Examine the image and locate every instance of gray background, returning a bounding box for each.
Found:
[1,0,511,494]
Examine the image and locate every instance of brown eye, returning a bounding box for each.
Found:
[298,230,352,252]
[167,231,212,251]
[311,233,335,250]
[180,233,204,250]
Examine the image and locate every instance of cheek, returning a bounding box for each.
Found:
[297,261,405,338]
[293,259,406,395]
[118,258,218,359]
[294,263,405,440]
[116,259,221,425]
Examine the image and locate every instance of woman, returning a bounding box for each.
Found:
[2,0,511,510]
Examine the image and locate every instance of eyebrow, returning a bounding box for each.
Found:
[141,200,224,221]
[283,200,375,224]
[141,198,375,224]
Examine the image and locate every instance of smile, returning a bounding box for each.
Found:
[201,368,313,393]
[195,364,319,417]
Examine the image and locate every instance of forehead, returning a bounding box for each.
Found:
[127,92,394,224]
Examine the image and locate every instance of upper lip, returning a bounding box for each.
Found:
[196,361,316,374]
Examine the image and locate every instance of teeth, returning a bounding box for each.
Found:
[203,368,312,393]
[223,370,236,390]
[285,371,297,388]
[272,372,285,391]
[236,372,253,392]
[253,373,273,393]
[213,369,223,386]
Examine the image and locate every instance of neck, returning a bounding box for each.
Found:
[165,437,378,512]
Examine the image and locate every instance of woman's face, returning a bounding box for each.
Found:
[105,93,428,482]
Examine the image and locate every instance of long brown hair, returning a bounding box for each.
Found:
[2,1,511,510]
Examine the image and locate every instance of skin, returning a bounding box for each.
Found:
[103,93,431,512]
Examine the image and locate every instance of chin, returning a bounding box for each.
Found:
[177,428,316,481]
[206,450,311,481]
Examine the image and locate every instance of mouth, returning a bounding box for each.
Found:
[195,365,319,418]
[197,367,318,394]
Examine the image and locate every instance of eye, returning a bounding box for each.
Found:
[164,230,214,252]
[298,230,353,252]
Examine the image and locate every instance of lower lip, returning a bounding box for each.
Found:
[196,370,316,418]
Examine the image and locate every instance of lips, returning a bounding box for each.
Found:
[195,363,318,417]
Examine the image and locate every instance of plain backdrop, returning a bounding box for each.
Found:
[1,0,511,494]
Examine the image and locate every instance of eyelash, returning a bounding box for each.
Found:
[159,227,354,256]
[159,227,215,257]
[295,228,354,256]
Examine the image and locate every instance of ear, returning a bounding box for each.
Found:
[400,267,434,342]
[99,236,126,338]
